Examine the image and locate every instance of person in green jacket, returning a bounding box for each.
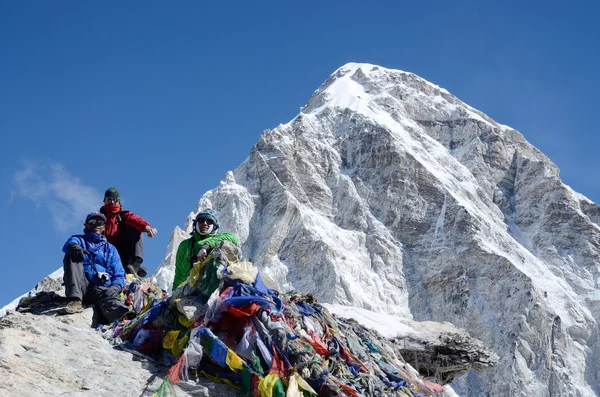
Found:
[172,208,239,290]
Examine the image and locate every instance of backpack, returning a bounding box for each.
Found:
[115,211,127,228]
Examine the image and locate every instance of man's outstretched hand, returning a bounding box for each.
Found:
[145,226,158,238]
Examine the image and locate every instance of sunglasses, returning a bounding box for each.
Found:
[105,197,120,203]
[87,218,106,226]
[196,217,214,225]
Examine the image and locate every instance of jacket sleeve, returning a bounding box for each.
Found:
[107,244,125,290]
[121,211,151,232]
[62,236,83,253]
[204,232,240,250]
[173,239,191,290]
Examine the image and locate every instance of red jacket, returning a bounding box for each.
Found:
[100,204,150,245]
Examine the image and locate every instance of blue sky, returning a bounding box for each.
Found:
[1,1,599,307]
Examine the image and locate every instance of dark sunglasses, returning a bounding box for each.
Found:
[87,218,106,226]
[196,217,214,225]
[105,197,120,203]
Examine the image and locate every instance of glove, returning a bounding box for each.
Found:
[109,284,122,295]
[69,243,86,262]
[196,245,210,262]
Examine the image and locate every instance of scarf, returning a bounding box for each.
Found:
[83,229,108,253]
[101,204,121,214]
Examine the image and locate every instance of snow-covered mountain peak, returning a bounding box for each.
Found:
[303,62,483,125]
[150,63,600,396]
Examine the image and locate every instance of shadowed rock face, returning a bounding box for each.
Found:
[154,63,600,396]
[392,321,499,384]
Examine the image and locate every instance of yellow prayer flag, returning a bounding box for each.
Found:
[171,333,190,356]
[199,371,241,390]
[258,373,280,397]
[225,350,245,372]
[189,260,207,287]
[286,374,301,397]
[178,314,195,328]
[292,373,317,395]
[162,330,179,349]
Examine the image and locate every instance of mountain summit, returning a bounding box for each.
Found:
[154,63,600,396]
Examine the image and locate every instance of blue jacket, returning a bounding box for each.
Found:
[62,230,125,290]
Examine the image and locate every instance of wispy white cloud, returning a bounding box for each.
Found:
[11,160,101,231]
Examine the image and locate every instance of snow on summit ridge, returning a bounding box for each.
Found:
[304,62,494,127]
[151,62,600,396]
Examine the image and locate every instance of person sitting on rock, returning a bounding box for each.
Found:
[99,187,158,278]
[172,208,239,290]
[62,212,132,322]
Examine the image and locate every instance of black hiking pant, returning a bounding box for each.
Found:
[63,254,129,323]
[112,225,144,267]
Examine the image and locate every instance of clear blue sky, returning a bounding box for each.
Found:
[1,1,599,307]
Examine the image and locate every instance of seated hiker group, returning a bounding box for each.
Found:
[61,187,157,319]
[61,186,237,323]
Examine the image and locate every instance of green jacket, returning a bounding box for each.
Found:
[172,232,239,289]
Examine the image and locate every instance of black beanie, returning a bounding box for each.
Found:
[104,187,120,199]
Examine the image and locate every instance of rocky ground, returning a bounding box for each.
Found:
[0,285,236,397]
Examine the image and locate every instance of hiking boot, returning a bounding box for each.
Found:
[64,299,83,314]
[132,256,147,278]
[125,265,138,277]
[126,257,148,278]
[136,266,148,278]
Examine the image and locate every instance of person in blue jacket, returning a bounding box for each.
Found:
[62,212,132,322]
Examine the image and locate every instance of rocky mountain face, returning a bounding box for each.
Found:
[154,63,600,396]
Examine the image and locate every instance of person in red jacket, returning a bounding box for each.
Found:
[99,187,158,278]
